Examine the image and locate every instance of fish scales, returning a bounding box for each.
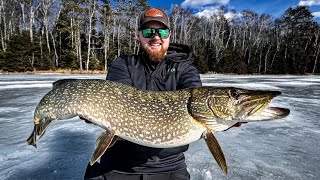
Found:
[37,79,206,147]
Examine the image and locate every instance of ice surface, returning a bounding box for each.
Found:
[0,74,319,180]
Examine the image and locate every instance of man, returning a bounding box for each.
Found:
[84,7,202,180]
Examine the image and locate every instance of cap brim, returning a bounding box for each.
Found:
[139,18,169,30]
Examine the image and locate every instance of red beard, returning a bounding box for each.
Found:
[141,41,168,62]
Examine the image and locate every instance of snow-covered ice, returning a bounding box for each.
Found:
[0,74,319,180]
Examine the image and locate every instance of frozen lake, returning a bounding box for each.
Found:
[0,74,319,180]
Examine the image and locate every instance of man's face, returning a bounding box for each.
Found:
[137,21,170,62]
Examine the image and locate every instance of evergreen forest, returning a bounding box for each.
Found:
[0,0,319,74]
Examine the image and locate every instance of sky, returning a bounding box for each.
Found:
[148,0,320,20]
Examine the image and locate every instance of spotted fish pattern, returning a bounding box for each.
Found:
[31,79,206,147]
[27,79,290,175]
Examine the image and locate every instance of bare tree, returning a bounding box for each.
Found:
[0,0,7,51]
[313,28,320,74]
[39,0,55,56]
[27,0,40,43]
[171,5,181,43]
[85,0,97,71]
[100,0,112,70]
[16,0,27,32]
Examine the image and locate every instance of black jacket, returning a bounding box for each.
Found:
[99,43,202,173]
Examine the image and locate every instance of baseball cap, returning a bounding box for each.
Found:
[138,7,170,30]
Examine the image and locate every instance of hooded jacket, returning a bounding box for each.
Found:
[98,43,202,174]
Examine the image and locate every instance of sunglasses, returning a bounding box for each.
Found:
[141,28,170,39]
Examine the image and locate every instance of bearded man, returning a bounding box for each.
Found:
[84,7,202,180]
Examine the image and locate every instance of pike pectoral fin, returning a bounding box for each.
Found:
[204,132,228,175]
[90,130,117,165]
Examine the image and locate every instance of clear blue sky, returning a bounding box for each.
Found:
[147,0,320,19]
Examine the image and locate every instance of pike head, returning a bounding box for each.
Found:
[189,87,290,131]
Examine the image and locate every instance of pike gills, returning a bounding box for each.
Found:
[27,79,290,175]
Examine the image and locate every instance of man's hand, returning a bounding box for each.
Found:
[79,116,92,124]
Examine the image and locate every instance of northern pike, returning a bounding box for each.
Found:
[27,79,290,175]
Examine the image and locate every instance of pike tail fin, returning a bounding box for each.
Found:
[27,125,38,147]
[90,130,117,165]
[204,132,228,175]
[27,118,52,147]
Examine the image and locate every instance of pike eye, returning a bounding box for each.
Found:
[230,90,240,99]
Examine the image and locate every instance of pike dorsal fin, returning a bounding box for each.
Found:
[204,132,228,175]
[90,130,117,165]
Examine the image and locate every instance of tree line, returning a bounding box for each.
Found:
[0,0,319,74]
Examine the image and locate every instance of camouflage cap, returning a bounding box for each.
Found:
[138,7,170,30]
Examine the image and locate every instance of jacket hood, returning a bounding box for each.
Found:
[165,43,192,62]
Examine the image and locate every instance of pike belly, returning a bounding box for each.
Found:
[80,107,207,148]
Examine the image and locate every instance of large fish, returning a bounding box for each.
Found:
[27,79,290,175]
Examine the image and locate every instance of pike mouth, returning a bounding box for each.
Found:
[237,91,290,121]
[246,106,290,121]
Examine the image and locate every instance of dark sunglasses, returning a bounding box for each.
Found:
[141,28,170,39]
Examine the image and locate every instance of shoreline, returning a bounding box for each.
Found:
[0,70,319,76]
[0,70,107,75]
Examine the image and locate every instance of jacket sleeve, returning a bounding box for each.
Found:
[106,56,132,86]
[178,62,202,89]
